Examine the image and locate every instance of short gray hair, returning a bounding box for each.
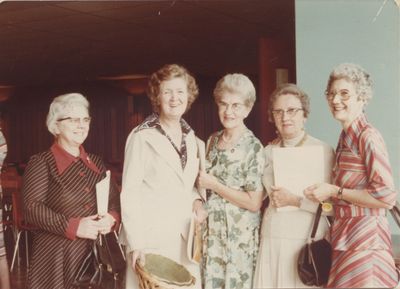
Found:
[326,63,373,104]
[213,73,256,108]
[46,93,90,136]
[268,83,310,123]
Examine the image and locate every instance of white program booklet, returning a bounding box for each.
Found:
[272,146,325,212]
[96,170,111,216]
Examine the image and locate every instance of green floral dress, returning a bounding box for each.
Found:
[202,129,265,289]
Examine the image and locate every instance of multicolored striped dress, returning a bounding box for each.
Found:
[327,114,398,288]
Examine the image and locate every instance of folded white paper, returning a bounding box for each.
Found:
[273,146,325,212]
[96,170,111,216]
[186,213,202,264]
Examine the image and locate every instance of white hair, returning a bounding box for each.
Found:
[326,63,373,104]
[213,73,256,108]
[46,93,89,136]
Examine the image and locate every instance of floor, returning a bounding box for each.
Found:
[3,227,400,289]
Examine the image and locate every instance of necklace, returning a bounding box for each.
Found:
[219,128,246,152]
[221,133,234,144]
[221,127,246,145]
[280,133,308,148]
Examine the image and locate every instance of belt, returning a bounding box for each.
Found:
[336,206,387,218]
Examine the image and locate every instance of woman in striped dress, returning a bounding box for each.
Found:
[304,63,398,288]
[24,93,120,289]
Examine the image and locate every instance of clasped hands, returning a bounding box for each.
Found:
[76,213,116,240]
[303,183,337,203]
[269,186,301,208]
[270,183,336,208]
[196,171,218,193]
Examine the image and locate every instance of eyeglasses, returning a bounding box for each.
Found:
[218,102,245,112]
[271,108,303,118]
[57,117,92,125]
[325,89,352,101]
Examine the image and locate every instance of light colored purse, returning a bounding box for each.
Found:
[186,137,206,264]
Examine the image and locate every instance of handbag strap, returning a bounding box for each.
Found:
[310,203,323,240]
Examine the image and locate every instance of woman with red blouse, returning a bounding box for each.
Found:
[304,63,398,288]
[23,93,120,289]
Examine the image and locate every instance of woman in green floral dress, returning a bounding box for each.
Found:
[197,73,265,289]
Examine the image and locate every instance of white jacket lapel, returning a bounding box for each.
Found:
[145,130,184,182]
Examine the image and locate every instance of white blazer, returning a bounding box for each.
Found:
[120,126,205,253]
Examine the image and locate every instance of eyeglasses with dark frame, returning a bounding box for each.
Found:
[57,117,92,125]
[271,108,303,118]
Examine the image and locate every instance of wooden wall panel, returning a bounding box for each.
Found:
[258,37,296,145]
[0,61,295,183]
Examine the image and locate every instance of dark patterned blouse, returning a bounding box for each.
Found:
[134,113,192,169]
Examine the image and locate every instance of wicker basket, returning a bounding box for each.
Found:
[135,254,195,289]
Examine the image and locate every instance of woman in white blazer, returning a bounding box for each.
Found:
[121,64,207,289]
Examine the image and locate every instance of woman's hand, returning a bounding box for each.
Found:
[97,213,116,234]
[196,171,218,191]
[270,186,301,208]
[304,183,338,203]
[131,250,145,272]
[193,199,208,224]
[76,214,102,240]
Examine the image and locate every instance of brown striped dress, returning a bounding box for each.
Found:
[23,145,120,289]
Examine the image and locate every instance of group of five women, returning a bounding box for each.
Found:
[21,62,398,289]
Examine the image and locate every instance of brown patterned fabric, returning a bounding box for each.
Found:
[23,150,120,289]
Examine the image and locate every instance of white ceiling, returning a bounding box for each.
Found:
[0,0,294,86]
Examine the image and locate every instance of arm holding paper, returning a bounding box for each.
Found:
[95,170,121,234]
[263,142,335,214]
[269,186,302,208]
[197,171,263,212]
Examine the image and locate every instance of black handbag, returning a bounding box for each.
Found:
[96,231,126,275]
[73,245,96,289]
[297,204,332,287]
[73,231,126,289]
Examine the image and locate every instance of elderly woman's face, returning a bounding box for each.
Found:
[217,91,250,130]
[158,77,188,119]
[326,78,364,128]
[55,105,90,149]
[272,93,305,139]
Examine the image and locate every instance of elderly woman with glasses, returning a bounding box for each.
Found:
[23,93,120,289]
[304,63,398,288]
[253,83,334,288]
[197,73,265,289]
